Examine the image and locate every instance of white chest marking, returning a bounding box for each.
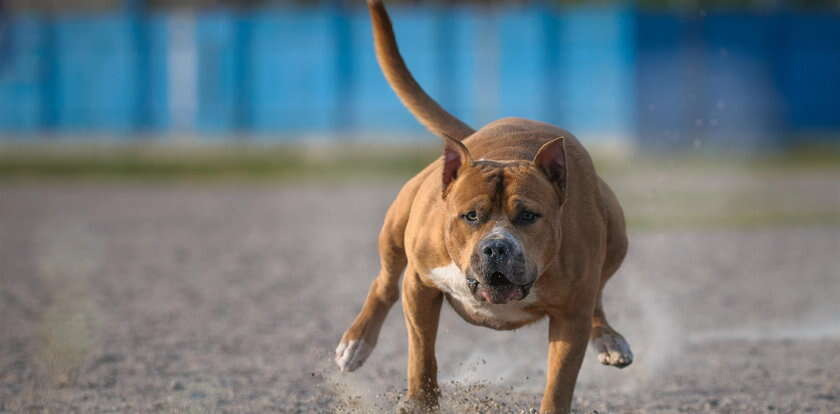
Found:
[427,262,537,324]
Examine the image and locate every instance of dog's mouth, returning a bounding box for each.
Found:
[467,272,533,304]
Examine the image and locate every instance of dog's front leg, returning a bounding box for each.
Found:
[399,267,443,413]
[540,311,593,414]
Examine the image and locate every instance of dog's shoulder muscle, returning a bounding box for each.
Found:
[379,161,439,252]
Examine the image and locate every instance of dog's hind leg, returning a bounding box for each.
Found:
[590,293,633,368]
[335,202,408,372]
[589,220,633,368]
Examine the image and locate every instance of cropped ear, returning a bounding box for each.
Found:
[441,134,473,197]
[533,137,568,201]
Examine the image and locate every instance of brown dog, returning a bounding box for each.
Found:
[335,1,633,413]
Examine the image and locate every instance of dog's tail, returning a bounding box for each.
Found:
[367,0,475,141]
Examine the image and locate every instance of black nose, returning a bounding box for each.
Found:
[481,239,511,261]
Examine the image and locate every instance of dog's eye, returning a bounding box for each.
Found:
[462,211,479,223]
[517,210,540,224]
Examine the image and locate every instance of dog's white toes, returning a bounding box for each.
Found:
[592,332,634,369]
[335,339,373,372]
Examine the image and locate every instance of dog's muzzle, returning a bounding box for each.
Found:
[468,231,535,304]
[466,272,533,304]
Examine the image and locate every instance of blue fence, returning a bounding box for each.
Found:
[636,10,840,149]
[0,5,838,148]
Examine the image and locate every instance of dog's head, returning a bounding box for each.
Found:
[440,136,568,304]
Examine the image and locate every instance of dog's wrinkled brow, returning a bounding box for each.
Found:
[467,160,540,210]
[473,160,530,169]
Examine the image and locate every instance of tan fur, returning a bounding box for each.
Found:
[336,2,632,413]
[367,0,474,140]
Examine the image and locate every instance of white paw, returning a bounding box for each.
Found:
[335,339,373,372]
[591,332,634,368]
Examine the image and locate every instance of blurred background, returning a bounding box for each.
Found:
[1,0,840,151]
[2,1,840,413]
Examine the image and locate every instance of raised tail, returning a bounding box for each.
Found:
[367,0,475,140]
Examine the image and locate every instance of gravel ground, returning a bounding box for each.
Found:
[1,176,839,413]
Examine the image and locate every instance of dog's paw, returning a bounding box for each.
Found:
[591,329,633,368]
[335,339,373,372]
